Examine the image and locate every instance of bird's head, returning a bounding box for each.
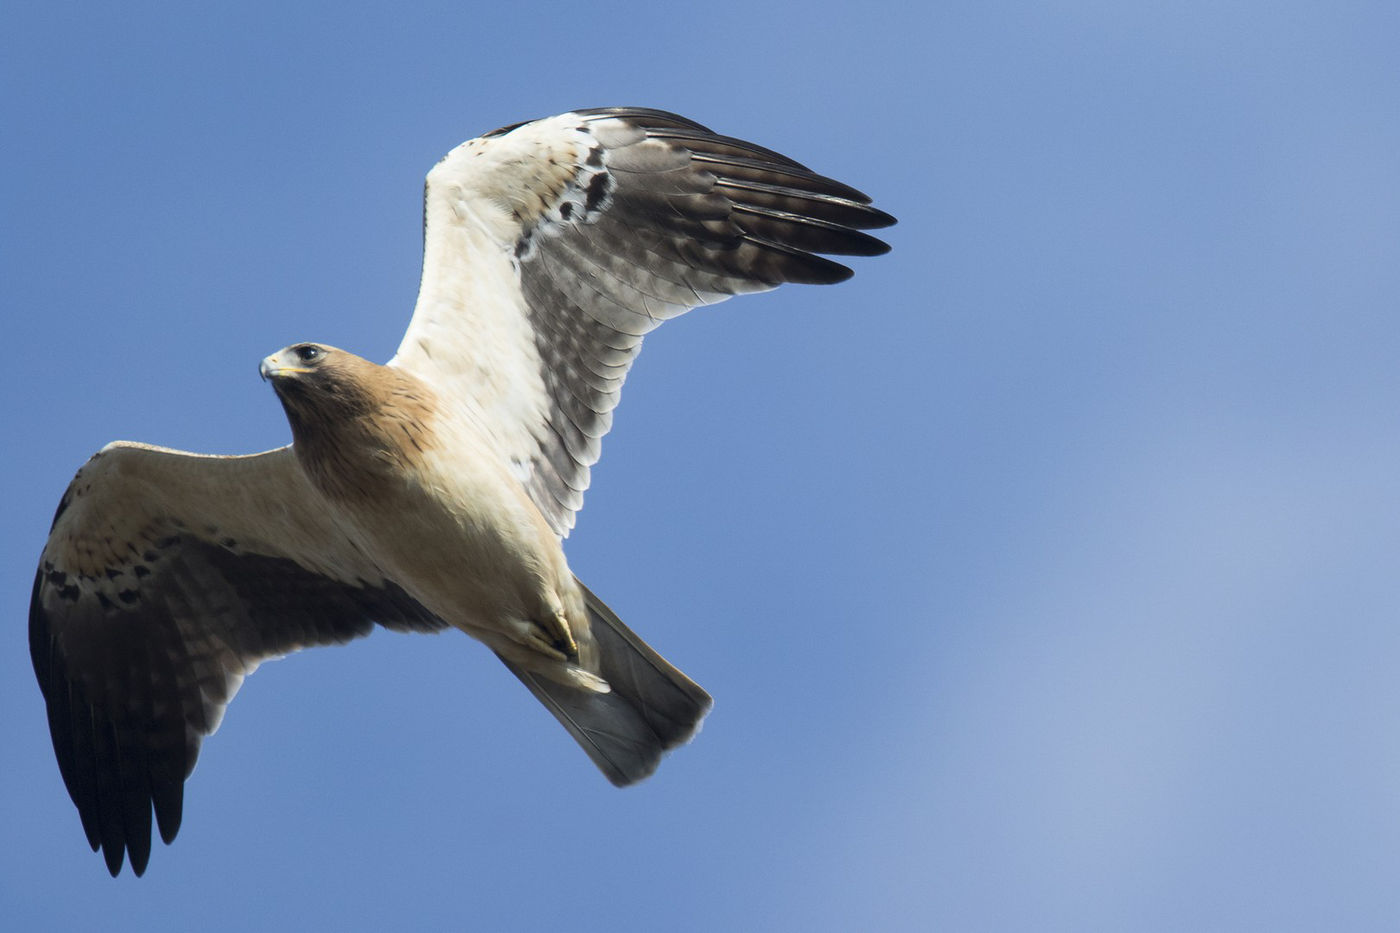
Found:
[259,342,436,485]
[260,343,381,426]
[260,342,333,380]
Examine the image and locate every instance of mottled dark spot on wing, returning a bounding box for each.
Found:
[583,171,611,213]
[513,107,894,535]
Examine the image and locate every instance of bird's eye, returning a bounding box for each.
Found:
[295,345,321,363]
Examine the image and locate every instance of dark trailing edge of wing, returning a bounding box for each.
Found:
[29,541,444,877]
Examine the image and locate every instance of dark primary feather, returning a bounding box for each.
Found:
[513,107,896,534]
[29,450,444,876]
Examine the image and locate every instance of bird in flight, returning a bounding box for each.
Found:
[29,107,894,876]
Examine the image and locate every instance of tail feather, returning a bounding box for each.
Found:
[497,579,712,786]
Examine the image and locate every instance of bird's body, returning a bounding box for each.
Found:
[29,107,894,876]
[270,347,594,685]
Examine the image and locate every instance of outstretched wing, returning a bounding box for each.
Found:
[29,442,444,877]
[389,107,895,536]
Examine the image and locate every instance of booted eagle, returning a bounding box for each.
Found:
[29,107,894,876]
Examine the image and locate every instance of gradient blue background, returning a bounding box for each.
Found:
[4,2,1399,929]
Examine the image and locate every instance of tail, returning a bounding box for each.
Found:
[496,579,712,786]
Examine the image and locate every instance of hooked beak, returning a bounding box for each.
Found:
[259,352,311,382]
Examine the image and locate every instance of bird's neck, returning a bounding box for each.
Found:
[284,368,440,505]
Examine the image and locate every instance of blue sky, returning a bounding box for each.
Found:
[4,1,1399,929]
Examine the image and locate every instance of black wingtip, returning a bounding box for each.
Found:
[153,780,184,845]
[102,842,125,877]
[862,205,898,230]
[126,824,152,877]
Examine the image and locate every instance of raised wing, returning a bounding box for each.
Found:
[29,443,444,876]
[390,107,895,536]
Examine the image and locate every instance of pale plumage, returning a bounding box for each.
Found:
[29,107,894,876]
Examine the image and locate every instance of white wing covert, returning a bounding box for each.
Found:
[390,107,894,536]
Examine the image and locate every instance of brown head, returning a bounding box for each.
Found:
[260,343,438,498]
[259,343,386,429]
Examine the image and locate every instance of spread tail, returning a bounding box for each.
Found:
[497,579,712,786]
